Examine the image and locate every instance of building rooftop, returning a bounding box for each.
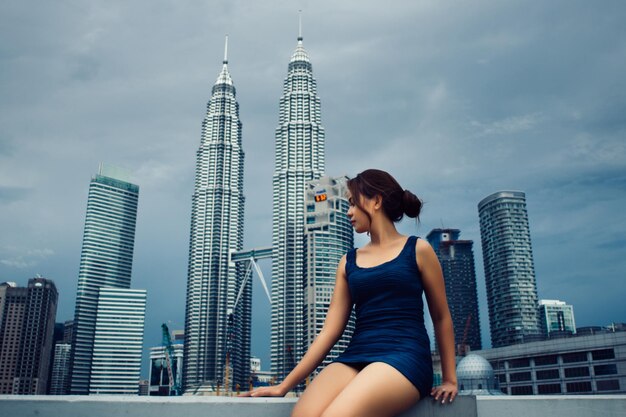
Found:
[1,395,625,417]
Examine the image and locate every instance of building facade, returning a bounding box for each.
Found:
[473,329,626,395]
[539,299,576,338]
[0,278,58,395]
[303,177,354,379]
[183,38,248,393]
[271,33,325,382]
[89,288,146,395]
[69,165,140,394]
[149,342,184,396]
[426,229,482,352]
[50,343,71,395]
[478,191,541,348]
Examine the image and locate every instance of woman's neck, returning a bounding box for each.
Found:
[368,218,403,246]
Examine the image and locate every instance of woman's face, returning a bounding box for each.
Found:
[347,192,376,234]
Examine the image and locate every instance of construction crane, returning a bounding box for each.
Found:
[161,323,182,395]
[223,255,271,395]
[456,314,472,357]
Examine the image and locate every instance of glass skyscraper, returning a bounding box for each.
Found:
[271,33,325,380]
[183,38,248,393]
[89,287,146,395]
[478,191,541,348]
[69,165,140,394]
[426,228,482,352]
[303,176,354,379]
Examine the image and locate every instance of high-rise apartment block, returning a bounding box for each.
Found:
[478,191,541,348]
[183,38,248,393]
[426,229,482,352]
[69,165,142,394]
[0,278,58,394]
[539,299,576,338]
[89,288,146,395]
[271,33,325,381]
[304,177,354,377]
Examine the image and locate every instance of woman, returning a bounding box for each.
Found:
[240,169,458,417]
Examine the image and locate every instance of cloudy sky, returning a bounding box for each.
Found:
[1,0,625,376]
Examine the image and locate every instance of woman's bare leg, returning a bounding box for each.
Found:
[320,362,421,417]
[291,362,359,417]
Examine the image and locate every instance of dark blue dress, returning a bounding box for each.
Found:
[333,236,433,398]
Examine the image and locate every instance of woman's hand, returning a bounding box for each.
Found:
[237,384,287,397]
[430,381,458,404]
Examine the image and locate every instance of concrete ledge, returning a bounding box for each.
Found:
[0,395,625,417]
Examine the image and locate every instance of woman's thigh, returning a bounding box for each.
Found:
[291,362,360,417]
[320,362,421,417]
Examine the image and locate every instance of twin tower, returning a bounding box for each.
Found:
[183,34,325,392]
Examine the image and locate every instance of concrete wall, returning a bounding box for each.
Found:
[0,395,625,417]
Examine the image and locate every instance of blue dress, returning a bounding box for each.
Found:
[333,236,433,398]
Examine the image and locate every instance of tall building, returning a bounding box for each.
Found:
[50,343,71,395]
[304,177,354,378]
[0,278,58,394]
[426,229,482,352]
[271,31,325,380]
[183,37,248,393]
[478,191,541,348]
[69,164,140,394]
[539,299,576,338]
[89,288,146,395]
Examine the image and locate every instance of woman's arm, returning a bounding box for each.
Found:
[416,239,458,403]
[240,255,353,397]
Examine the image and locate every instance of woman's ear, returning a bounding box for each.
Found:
[374,194,383,210]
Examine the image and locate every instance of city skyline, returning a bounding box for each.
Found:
[1,1,625,375]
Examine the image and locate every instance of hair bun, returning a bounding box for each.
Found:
[402,189,422,219]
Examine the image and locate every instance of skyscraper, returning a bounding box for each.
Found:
[89,288,146,395]
[0,278,58,395]
[539,299,576,338]
[426,229,482,352]
[183,37,248,393]
[271,31,325,380]
[303,177,354,378]
[69,164,140,394]
[478,191,541,348]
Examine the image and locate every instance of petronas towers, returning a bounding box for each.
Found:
[271,34,325,380]
[183,32,327,392]
[183,37,248,392]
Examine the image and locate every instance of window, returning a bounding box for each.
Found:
[510,385,533,395]
[591,349,615,361]
[537,383,562,394]
[594,364,617,376]
[510,372,532,382]
[596,380,620,391]
[534,355,558,366]
[566,381,592,393]
[509,358,530,368]
[564,367,590,378]
[562,352,587,363]
[536,369,560,380]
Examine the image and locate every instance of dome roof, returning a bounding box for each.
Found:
[457,354,494,381]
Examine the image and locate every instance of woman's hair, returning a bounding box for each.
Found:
[347,169,422,223]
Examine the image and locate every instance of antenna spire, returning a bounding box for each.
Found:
[298,10,303,41]
[223,34,228,64]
